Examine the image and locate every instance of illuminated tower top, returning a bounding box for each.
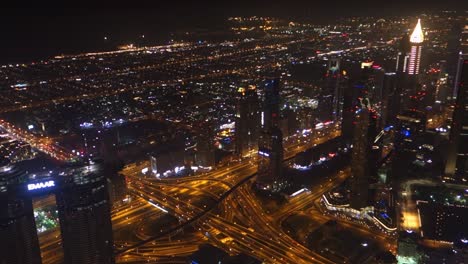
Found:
[410,19,424,44]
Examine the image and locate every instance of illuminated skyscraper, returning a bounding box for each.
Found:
[0,158,41,264]
[444,54,468,181]
[235,85,260,157]
[407,19,424,75]
[56,162,114,264]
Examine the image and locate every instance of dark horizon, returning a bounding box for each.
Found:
[0,3,467,63]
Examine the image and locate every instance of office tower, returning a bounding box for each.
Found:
[394,110,426,153]
[149,142,185,177]
[235,85,260,157]
[321,58,348,122]
[341,81,357,142]
[462,24,468,54]
[396,34,411,73]
[257,126,284,191]
[56,162,114,264]
[390,109,427,184]
[195,120,216,168]
[257,77,284,191]
[381,72,398,127]
[445,54,468,181]
[433,61,450,110]
[350,101,377,209]
[342,64,381,141]
[0,158,42,264]
[262,78,281,130]
[407,19,424,75]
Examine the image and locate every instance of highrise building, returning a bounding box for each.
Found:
[444,54,468,181]
[396,34,411,74]
[381,72,398,127]
[350,100,377,209]
[0,158,41,264]
[56,162,114,264]
[262,77,281,129]
[321,58,348,122]
[195,120,216,168]
[407,19,424,75]
[257,77,285,191]
[235,85,260,157]
[394,110,427,153]
[1,160,115,264]
[257,127,284,191]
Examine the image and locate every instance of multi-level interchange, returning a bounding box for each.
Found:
[0,12,467,264]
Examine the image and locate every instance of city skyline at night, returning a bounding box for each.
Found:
[0,5,467,264]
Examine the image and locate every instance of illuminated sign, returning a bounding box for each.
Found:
[27,180,55,191]
[258,151,270,157]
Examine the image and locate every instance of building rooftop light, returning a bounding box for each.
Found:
[410,19,424,44]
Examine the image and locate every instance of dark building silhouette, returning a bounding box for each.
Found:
[262,77,281,130]
[195,120,216,168]
[257,77,285,191]
[0,160,115,264]
[56,162,114,264]
[381,72,398,127]
[235,85,260,157]
[350,101,377,209]
[0,159,41,264]
[445,54,468,181]
[257,126,284,191]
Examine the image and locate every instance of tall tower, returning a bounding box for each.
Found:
[56,162,114,264]
[350,99,377,209]
[195,120,216,168]
[257,127,284,191]
[257,77,284,191]
[262,77,281,130]
[0,159,41,264]
[396,34,411,73]
[407,19,424,75]
[235,85,260,157]
[324,57,348,122]
[444,54,468,181]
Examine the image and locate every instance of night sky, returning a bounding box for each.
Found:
[0,1,466,63]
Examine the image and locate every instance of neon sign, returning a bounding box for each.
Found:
[27,180,55,191]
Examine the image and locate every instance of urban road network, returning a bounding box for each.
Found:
[0,27,399,263]
[7,118,398,263]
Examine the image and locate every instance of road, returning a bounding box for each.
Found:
[121,126,342,263]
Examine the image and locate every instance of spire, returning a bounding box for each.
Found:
[410,19,424,44]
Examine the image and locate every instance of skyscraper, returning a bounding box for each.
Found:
[257,127,284,191]
[257,77,284,191]
[324,57,348,122]
[381,72,398,127]
[195,120,216,168]
[444,54,468,181]
[235,85,260,157]
[350,100,377,209]
[396,34,411,74]
[262,77,281,130]
[407,19,424,75]
[0,158,41,264]
[56,162,115,264]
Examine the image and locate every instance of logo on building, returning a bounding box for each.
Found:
[27,180,55,191]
